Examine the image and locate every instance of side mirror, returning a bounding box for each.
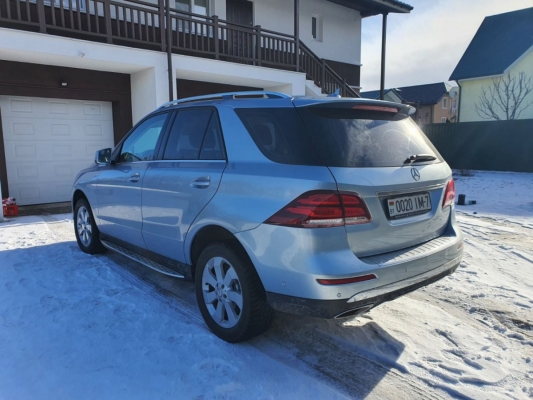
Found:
[95,148,112,165]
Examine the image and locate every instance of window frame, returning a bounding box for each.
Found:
[175,0,209,15]
[157,106,228,162]
[112,111,172,165]
[442,97,447,109]
[441,117,447,123]
[311,14,323,42]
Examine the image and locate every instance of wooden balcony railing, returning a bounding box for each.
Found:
[0,0,359,97]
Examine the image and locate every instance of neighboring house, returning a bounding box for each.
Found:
[0,0,412,205]
[358,88,403,103]
[361,82,458,124]
[449,7,533,122]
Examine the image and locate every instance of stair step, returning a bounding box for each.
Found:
[101,240,185,278]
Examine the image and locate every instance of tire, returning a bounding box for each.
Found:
[195,242,274,343]
[74,198,107,255]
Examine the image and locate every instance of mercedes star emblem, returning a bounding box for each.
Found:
[411,168,421,181]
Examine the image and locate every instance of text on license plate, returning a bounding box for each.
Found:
[388,193,431,219]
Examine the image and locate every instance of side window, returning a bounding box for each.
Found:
[234,108,323,166]
[200,115,225,160]
[164,109,224,160]
[119,113,168,163]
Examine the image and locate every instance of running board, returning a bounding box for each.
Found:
[101,239,185,279]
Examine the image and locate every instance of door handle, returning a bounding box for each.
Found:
[128,173,140,183]
[190,176,210,189]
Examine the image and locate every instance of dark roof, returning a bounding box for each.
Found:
[359,90,381,99]
[361,83,451,105]
[326,0,412,17]
[450,8,533,81]
[360,88,403,100]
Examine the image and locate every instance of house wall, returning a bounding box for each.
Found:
[0,27,306,118]
[459,49,533,122]
[210,0,361,66]
[432,94,457,123]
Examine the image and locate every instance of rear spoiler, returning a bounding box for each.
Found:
[293,98,416,119]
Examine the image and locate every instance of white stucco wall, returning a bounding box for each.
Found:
[0,27,306,123]
[209,0,361,66]
[459,48,533,122]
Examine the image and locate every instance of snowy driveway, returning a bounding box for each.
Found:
[1,172,532,399]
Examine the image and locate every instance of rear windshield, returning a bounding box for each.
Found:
[234,108,323,166]
[297,107,443,168]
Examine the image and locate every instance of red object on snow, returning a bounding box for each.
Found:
[2,198,18,216]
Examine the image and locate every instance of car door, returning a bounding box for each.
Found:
[96,112,170,248]
[141,108,227,262]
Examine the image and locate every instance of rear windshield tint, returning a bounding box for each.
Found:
[234,108,323,166]
[297,107,443,168]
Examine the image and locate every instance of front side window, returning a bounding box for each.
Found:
[163,109,225,160]
[442,98,447,109]
[119,113,168,163]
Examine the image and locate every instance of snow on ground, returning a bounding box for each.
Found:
[1,170,532,399]
[454,170,533,228]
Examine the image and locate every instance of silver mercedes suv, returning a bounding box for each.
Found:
[72,91,463,342]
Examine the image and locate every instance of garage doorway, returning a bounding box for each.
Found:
[0,96,114,205]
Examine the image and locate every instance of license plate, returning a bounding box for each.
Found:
[387,193,431,220]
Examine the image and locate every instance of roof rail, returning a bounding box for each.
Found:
[158,91,292,109]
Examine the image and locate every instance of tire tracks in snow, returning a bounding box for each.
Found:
[100,252,446,399]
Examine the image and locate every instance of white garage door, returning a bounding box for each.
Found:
[0,96,114,205]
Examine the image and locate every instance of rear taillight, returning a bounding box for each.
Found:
[442,178,456,208]
[265,190,371,228]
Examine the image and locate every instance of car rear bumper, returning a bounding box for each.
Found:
[266,255,461,319]
[235,211,463,302]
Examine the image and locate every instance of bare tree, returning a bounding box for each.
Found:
[475,71,533,120]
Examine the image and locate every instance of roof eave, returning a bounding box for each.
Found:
[326,0,412,17]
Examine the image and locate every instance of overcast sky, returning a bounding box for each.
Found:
[360,0,533,92]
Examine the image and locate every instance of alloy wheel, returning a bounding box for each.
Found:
[77,206,92,247]
[201,256,243,328]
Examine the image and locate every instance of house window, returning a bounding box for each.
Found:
[28,0,86,12]
[442,98,447,109]
[452,99,457,109]
[441,117,447,123]
[311,15,322,41]
[176,0,208,15]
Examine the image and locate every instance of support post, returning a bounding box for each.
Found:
[343,77,347,97]
[158,0,166,52]
[104,0,113,43]
[294,0,300,72]
[321,58,326,94]
[380,12,388,100]
[37,0,46,33]
[255,25,262,66]
[213,15,219,60]
[166,0,173,100]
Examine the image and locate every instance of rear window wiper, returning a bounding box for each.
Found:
[404,154,437,164]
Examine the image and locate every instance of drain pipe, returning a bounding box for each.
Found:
[166,0,173,101]
[457,81,462,122]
